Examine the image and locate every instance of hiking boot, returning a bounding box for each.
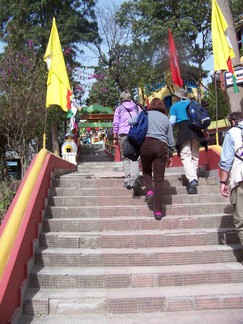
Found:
[188,179,198,194]
[154,211,163,221]
[124,181,132,190]
[190,179,198,187]
[145,190,154,203]
[133,182,142,197]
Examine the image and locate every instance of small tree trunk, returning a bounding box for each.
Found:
[218,0,243,113]
[51,124,60,156]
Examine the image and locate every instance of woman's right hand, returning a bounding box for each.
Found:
[166,157,172,168]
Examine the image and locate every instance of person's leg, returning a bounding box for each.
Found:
[231,182,243,246]
[180,140,198,183]
[152,142,167,215]
[118,136,132,188]
[130,159,142,196]
[130,160,140,186]
[140,140,154,193]
[191,138,200,177]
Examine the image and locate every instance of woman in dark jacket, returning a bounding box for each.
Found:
[130,98,175,220]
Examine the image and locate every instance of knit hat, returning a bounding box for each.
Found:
[172,88,188,100]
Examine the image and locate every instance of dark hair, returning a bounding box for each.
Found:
[228,111,243,124]
[149,98,167,114]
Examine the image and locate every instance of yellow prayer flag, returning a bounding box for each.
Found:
[211,0,235,72]
[44,17,72,112]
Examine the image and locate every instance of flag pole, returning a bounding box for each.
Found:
[214,72,219,146]
[43,107,48,149]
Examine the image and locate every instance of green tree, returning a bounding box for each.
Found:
[87,62,119,108]
[86,3,158,104]
[0,0,100,158]
[0,0,99,59]
[0,47,47,176]
[116,0,212,99]
[203,84,230,120]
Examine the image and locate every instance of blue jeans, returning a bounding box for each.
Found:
[140,138,168,213]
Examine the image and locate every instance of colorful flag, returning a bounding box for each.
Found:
[44,17,72,111]
[168,28,183,88]
[211,0,239,93]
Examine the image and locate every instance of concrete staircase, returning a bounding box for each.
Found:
[19,147,243,323]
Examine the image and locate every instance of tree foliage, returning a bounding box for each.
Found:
[0,47,47,175]
[0,0,99,59]
[88,0,241,110]
[0,0,100,171]
[116,0,212,94]
[87,4,159,105]
[203,84,231,121]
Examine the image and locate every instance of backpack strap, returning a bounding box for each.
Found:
[235,153,243,162]
[126,109,132,118]
[233,125,243,161]
[122,104,138,118]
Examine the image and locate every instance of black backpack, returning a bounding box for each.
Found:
[186,100,211,131]
[122,137,140,161]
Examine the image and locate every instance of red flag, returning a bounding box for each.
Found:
[168,28,183,88]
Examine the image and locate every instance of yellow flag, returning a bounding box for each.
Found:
[211,0,235,72]
[44,17,72,112]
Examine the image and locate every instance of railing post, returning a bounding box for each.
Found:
[114,144,121,162]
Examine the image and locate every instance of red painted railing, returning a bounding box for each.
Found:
[0,150,77,324]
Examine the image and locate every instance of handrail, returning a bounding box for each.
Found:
[0,148,48,278]
[104,142,121,162]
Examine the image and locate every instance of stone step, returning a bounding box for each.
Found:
[48,193,227,207]
[52,176,217,188]
[50,185,219,196]
[45,202,233,219]
[29,262,243,289]
[78,162,123,170]
[39,227,240,249]
[18,309,243,324]
[23,284,243,316]
[19,162,242,321]
[35,245,243,268]
[43,214,234,231]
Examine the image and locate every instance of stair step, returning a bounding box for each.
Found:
[39,227,240,249]
[29,262,243,289]
[48,193,227,207]
[23,284,243,316]
[43,214,234,231]
[45,203,233,219]
[19,309,243,324]
[35,245,243,268]
[50,185,219,196]
[18,160,243,321]
[52,176,217,188]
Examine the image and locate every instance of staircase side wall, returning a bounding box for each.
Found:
[169,145,221,172]
[0,151,76,324]
[105,143,222,171]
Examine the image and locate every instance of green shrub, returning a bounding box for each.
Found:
[0,179,20,223]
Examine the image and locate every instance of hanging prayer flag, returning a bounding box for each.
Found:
[211,0,239,93]
[168,28,183,88]
[44,17,72,111]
